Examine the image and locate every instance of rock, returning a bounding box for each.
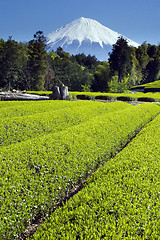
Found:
[51,86,61,100]
[51,85,69,100]
[60,85,69,100]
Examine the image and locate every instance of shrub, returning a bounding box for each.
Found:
[77,94,95,100]
[29,105,160,240]
[137,97,156,102]
[117,96,137,102]
[68,93,77,101]
[144,87,160,93]
[95,95,117,101]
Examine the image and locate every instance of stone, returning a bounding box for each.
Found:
[60,85,69,100]
[51,86,61,100]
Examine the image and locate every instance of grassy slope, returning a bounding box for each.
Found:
[130,80,160,92]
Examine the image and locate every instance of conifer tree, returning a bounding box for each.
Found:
[109,36,132,82]
[28,31,47,90]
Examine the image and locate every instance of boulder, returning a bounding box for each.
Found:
[51,86,61,100]
[60,85,69,100]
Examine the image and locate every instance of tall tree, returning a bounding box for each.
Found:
[44,55,55,90]
[92,61,110,92]
[0,37,21,90]
[147,44,158,59]
[146,57,160,83]
[71,53,99,71]
[28,31,47,90]
[128,46,142,87]
[51,53,93,91]
[0,39,7,88]
[136,42,150,83]
[109,36,132,82]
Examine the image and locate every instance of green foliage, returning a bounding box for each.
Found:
[0,101,134,239]
[95,95,116,101]
[2,102,160,238]
[71,53,99,70]
[0,101,125,146]
[146,57,160,83]
[130,80,160,92]
[1,33,160,93]
[76,94,95,100]
[128,46,142,87]
[69,91,160,102]
[109,36,132,82]
[137,97,156,102]
[0,38,28,90]
[50,55,93,91]
[108,74,129,93]
[28,31,47,90]
[27,91,52,96]
[108,40,160,90]
[117,96,136,102]
[48,51,59,61]
[108,75,119,92]
[0,100,111,119]
[81,84,91,92]
[68,93,77,101]
[28,103,160,239]
[136,42,150,70]
[92,61,110,92]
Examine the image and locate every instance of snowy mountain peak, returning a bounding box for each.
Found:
[47,17,139,60]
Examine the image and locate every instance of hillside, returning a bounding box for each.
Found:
[131,80,160,92]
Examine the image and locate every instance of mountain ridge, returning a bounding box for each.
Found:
[47,17,139,61]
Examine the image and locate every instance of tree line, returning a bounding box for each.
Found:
[0,31,160,92]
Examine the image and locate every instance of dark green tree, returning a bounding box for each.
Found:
[0,39,7,88]
[0,37,21,90]
[28,31,47,90]
[51,52,93,91]
[128,46,142,87]
[147,44,158,59]
[71,53,99,71]
[145,44,160,83]
[15,42,29,90]
[109,36,132,82]
[44,55,55,90]
[136,42,150,83]
[92,61,110,92]
[146,57,160,83]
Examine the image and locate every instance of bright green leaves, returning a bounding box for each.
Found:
[0,101,131,146]
[30,105,160,239]
[0,101,160,239]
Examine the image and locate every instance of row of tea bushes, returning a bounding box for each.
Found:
[0,103,160,239]
[31,110,160,239]
[70,91,160,102]
[26,90,160,102]
[0,100,108,119]
[130,79,160,92]
[0,101,131,146]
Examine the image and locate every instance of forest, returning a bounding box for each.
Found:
[0,31,160,93]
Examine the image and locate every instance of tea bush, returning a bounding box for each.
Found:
[31,108,160,239]
[0,103,160,238]
[0,101,131,146]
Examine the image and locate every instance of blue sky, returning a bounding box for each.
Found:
[1,0,160,45]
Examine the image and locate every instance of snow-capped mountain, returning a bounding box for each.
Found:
[47,17,139,61]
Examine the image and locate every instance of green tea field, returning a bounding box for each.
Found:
[0,100,160,239]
